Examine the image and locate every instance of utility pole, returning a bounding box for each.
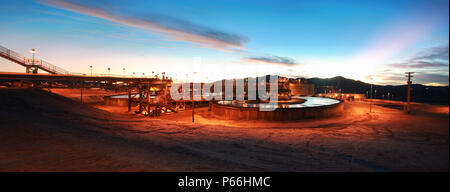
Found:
[405,72,414,113]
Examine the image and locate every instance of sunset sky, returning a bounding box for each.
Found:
[0,0,448,85]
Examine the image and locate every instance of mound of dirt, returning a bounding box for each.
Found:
[0,88,247,171]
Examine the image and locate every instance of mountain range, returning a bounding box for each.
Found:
[307,76,449,105]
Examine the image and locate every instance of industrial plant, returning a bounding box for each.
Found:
[0,0,448,175]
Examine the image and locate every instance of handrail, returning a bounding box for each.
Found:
[0,45,71,75]
[0,45,175,82]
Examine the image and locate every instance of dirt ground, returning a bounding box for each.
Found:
[0,88,448,171]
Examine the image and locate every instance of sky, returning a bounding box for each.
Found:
[0,0,448,85]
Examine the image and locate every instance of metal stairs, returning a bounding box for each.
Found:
[0,45,70,75]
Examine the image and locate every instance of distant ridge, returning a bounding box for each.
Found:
[307,76,449,105]
[211,75,448,105]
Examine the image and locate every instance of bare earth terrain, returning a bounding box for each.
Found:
[0,88,448,171]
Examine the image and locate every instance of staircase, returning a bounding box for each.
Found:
[0,45,70,75]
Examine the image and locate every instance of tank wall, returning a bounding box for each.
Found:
[211,101,343,121]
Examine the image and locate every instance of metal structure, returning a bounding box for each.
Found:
[0,43,179,116]
[0,72,168,88]
[0,45,71,75]
[0,72,177,115]
[126,79,179,116]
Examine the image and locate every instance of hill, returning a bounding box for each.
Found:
[307,76,449,105]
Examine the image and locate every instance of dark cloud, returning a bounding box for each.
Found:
[136,14,249,46]
[40,0,249,51]
[388,45,449,69]
[373,71,449,86]
[389,61,448,68]
[246,55,298,66]
[378,45,449,85]
[414,73,449,85]
[413,45,449,61]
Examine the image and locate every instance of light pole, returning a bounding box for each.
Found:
[123,68,126,76]
[89,65,93,76]
[192,90,195,122]
[192,72,198,123]
[80,81,83,104]
[370,83,373,112]
[365,75,375,113]
[108,67,111,76]
[28,49,37,74]
[30,49,36,65]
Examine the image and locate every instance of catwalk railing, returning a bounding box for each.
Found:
[0,45,71,75]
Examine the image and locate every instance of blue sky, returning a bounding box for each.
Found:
[0,0,448,85]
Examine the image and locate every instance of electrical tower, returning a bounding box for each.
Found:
[405,72,414,113]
